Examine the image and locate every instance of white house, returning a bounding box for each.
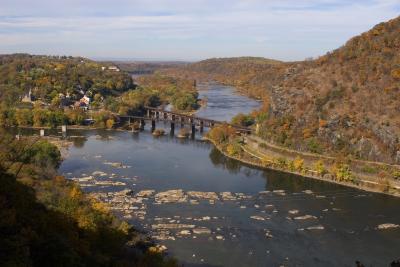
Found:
[80,95,91,105]
[21,89,33,103]
[108,66,120,72]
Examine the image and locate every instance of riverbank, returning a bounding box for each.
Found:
[205,135,400,197]
[21,125,400,198]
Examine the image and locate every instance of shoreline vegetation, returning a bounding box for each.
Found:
[206,124,400,198]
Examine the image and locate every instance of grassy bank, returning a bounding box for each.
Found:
[206,125,400,197]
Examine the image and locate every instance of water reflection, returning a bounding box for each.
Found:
[70,136,87,148]
[208,147,242,174]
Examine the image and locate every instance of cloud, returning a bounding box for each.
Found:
[0,0,399,60]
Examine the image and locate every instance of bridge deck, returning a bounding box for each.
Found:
[118,106,253,134]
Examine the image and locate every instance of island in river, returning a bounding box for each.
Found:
[14,83,397,266]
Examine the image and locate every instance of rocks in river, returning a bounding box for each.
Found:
[306,225,325,230]
[190,199,199,205]
[303,190,314,195]
[193,227,211,235]
[72,176,94,182]
[103,161,131,169]
[236,193,252,200]
[116,189,134,196]
[94,180,126,186]
[288,210,300,215]
[187,191,219,201]
[220,192,236,201]
[377,223,400,230]
[298,225,325,231]
[155,189,187,204]
[265,230,273,238]
[215,235,224,240]
[273,190,286,196]
[136,190,155,198]
[250,215,267,221]
[152,224,195,230]
[152,230,175,241]
[92,171,107,176]
[179,230,192,236]
[294,215,317,220]
[149,244,168,253]
[79,183,96,187]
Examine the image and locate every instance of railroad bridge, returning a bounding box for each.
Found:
[118,106,252,137]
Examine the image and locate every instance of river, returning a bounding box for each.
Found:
[54,83,400,267]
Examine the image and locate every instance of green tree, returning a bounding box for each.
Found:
[15,108,33,126]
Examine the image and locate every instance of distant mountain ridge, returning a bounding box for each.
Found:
[165,16,400,163]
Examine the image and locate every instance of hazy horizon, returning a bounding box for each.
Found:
[1,0,399,61]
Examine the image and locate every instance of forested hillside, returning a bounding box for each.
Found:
[114,61,187,75]
[164,57,287,99]
[0,54,133,105]
[166,16,400,164]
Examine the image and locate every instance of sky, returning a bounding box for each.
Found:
[0,0,399,61]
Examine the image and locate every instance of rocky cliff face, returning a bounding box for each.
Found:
[166,16,400,163]
[264,16,400,163]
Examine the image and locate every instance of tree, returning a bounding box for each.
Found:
[293,156,304,172]
[32,108,47,127]
[231,113,255,127]
[51,96,61,107]
[106,118,115,129]
[15,109,33,126]
[66,109,85,125]
[208,124,237,144]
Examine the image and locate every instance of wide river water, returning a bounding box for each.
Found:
[55,83,400,266]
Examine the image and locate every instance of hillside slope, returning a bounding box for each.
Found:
[266,16,400,163]
[167,16,400,164]
[0,54,134,105]
[164,57,288,99]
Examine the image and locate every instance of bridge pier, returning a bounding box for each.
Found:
[139,119,145,130]
[190,118,195,139]
[62,125,67,138]
[141,107,251,136]
[170,121,175,135]
[170,114,175,135]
